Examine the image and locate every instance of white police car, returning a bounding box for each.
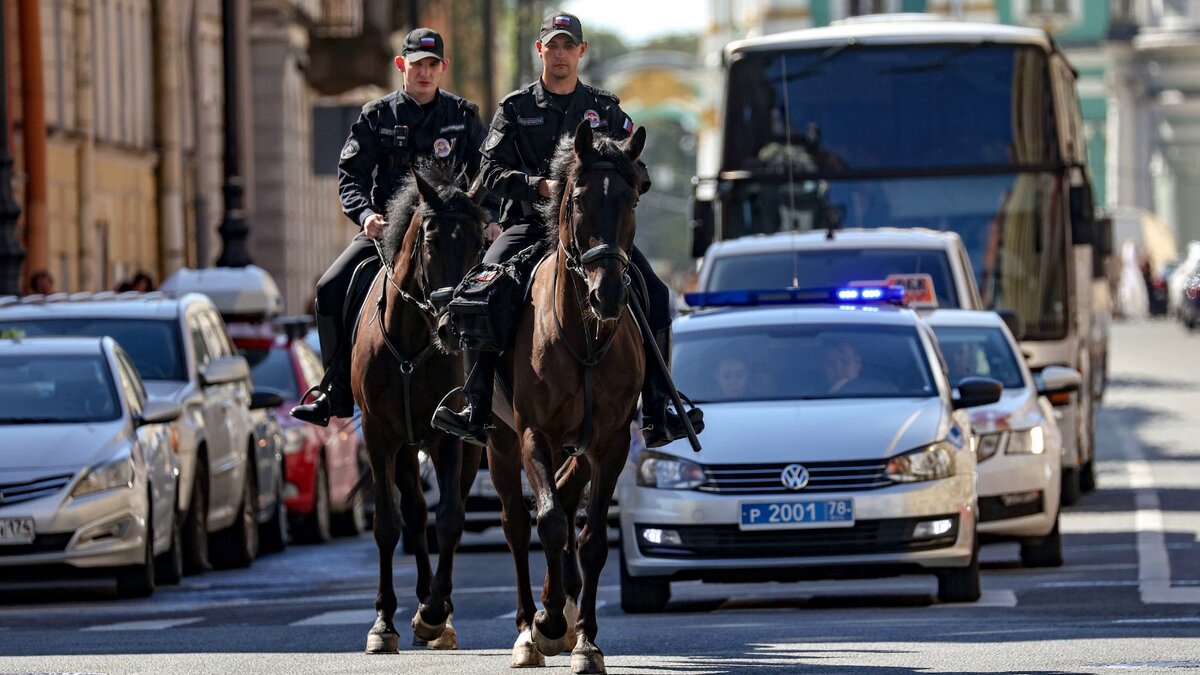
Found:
[617,286,1002,613]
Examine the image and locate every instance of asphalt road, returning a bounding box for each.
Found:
[1,320,1198,674]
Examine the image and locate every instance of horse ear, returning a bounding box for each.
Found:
[625,126,647,161]
[466,174,488,206]
[573,121,594,158]
[411,167,441,207]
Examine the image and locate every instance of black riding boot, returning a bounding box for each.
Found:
[431,348,496,446]
[641,328,705,448]
[290,312,355,427]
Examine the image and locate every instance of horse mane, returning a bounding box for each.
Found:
[381,159,484,267]
[537,132,634,248]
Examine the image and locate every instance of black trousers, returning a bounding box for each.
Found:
[315,233,377,322]
[484,222,672,332]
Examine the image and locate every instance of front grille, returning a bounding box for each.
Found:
[979,493,1044,522]
[635,516,959,559]
[0,473,73,507]
[0,532,72,557]
[699,460,893,495]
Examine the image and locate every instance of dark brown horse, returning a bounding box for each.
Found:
[351,167,486,653]
[488,123,648,674]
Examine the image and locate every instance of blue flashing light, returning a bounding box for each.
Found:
[684,285,907,309]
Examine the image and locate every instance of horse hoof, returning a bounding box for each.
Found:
[562,598,579,653]
[411,608,447,642]
[571,636,606,674]
[426,621,458,650]
[511,629,546,668]
[530,619,568,657]
[365,630,399,654]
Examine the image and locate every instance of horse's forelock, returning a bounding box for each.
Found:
[381,162,483,266]
[539,132,636,248]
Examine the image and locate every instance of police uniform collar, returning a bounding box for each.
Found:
[533,79,580,110]
[397,88,443,109]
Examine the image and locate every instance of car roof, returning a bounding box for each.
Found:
[704,229,963,258]
[0,292,213,321]
[676,304,923,334]
[921,309,1008,330]
[727,18,1050,57]
[0,335,110,356]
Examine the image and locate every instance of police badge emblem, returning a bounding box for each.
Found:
[434,138,452,158]
[583,109,600,128]
[340,138,359,161]
[484,128,504,152]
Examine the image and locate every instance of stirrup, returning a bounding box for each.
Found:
[291,385,332,427]
[431,387,492,446]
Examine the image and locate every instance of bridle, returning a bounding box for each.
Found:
[557,159,638,282]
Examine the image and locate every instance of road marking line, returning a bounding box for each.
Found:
[1111,617,1200,624]
[1127,455,1200,605]
[495,600,607,621]
[1038,580,1138,588]
[290,609,383,626]
[82,617,203,631]
[931,590,1016,608]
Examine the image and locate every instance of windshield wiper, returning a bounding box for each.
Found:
[773,42,858,81]
[1,417,69,424]
[882,42,991,74]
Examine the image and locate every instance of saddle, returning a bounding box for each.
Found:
[343,255,382,349]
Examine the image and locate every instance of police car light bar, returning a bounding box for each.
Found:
[684,285,907,308]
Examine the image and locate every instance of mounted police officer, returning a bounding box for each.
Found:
[292,28,490,427]
[431,11,704,448]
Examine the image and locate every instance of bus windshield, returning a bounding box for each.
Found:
[723,44,1056,173]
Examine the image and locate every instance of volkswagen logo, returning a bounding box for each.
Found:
[780,464,810,491]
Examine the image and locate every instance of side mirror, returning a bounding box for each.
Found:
[1093,216,1113,279]
[139,399,182,425]
[690,197,715,259]
[1069,180,1095,246]
[995,309,1025,341]
[1037,365,1082,396]
[199,355,250,387]
[250,388,286,411]
[952,376,1003,410]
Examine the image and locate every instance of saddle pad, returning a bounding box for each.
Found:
[345,256,382,349]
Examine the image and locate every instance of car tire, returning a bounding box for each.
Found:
[293,457,333,544]
[1079,457,1097,493]
[259,479,288,554]
[116,505,156,599]
[154,508,185,586]
[1020,517,1064,568]
[1061,466,1083,506]
[211,455,259,569]
[619,548,669,614]
[181,454,210,576]
[936,533,980,603]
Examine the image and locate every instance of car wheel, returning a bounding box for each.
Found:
[116,504,156,599]
[154,508,184,586]
[294,456,333,544]
[936,533,980,603]
[259,479,288,554]
[1061,466,1083,506]
[181,455,210,575]
[211,456,259,569]
[1020,516,1064,568]
[619,547,669,614]
[332,489,366,537]
[1079,457,1097,493]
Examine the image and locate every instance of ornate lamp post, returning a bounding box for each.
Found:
[216,0,252,267]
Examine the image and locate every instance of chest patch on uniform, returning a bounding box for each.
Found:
[517,116,545,127]
[484,128,505,152]
[439,123,465,133]
[340,138,359,161]
[583,110,600,128]
[434,138,452,158]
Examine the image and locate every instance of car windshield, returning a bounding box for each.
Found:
[0,354,121,424]
[932,325,1026,390]
[707,247,960,308]
[239,346,299,400]
[673,322,936,403]
[0,318,185,381]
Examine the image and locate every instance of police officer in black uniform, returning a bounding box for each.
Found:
[431,11,703,448]
[292,28,489,427]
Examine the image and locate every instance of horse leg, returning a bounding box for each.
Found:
[571,439,627,675]
[554,456,591,654]
[414,433,467,650]
[524,429,570,658]
[394,447,439,645]
[363,420,402,654]
[490,424,543,668]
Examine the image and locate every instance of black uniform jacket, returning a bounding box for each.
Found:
[480,80,634,229]
[338,88,487,227]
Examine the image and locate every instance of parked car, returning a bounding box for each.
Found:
[925,310,1078,567]
[618,286,1001,613]
[0,292,284,573]
[1181,262,1200,331]
[0,337,182,597]
[230,322,365,542]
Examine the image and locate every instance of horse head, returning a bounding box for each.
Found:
[557,121,648,322]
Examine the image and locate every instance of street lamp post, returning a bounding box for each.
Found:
[216,0,251,268]
[0,7,25,295]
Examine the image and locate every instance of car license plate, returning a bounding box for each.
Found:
[739,499,854,530]
[0,517,34,544]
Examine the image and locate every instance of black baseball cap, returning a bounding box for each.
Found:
[539,12,583,44]
[401,28,445,63]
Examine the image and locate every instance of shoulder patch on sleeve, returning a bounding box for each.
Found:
[340,138,360,161]
[483,128,506,153]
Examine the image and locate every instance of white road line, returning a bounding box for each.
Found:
[932,590,1016,608]
[1038,580,1138,589]
[495,600,607,621]
[82,617,204,631]
[290,609,383,626]
[1111,617,1200,625]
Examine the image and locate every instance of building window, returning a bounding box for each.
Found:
[845,0,900,16]
[1030,0,1070,12]
[1014,0,1082,27]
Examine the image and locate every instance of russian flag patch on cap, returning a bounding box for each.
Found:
[554,16,572,26]
[420,36,437,47]
[623,117,634,133]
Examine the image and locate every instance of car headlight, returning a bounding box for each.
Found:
[282,427,305,455]
[974,432,1007,463]
[885,441,956,483]
[72,454,135,498]
[1006,427,1045,455]
[635,451,705,490]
